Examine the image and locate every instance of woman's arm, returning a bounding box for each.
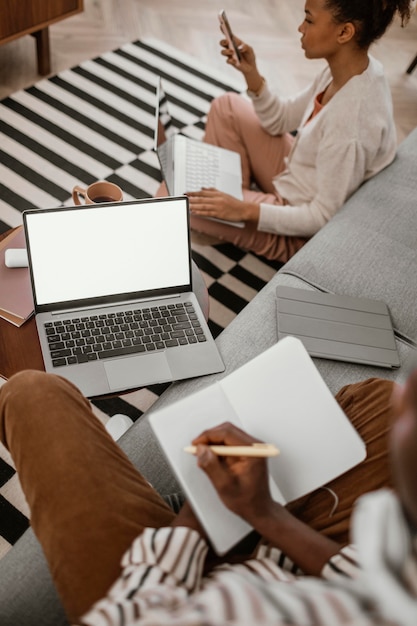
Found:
[219,32,264,94]
[220,32,317,134]
[186,136,369,235]
[257,135,370,238]
[187,188,260,224]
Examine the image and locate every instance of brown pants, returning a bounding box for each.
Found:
[0,371,394,621]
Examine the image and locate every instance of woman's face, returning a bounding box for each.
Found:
[298,0,345,60]
[390,373,417,527]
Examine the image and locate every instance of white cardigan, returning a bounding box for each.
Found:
[249,56,397,237]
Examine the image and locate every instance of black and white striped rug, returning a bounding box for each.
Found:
[0,38,283,557]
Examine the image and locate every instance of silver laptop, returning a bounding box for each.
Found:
[276,285,400,369]
[154,77,244,227]
[23,197,225,398]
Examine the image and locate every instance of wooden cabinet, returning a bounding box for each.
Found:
[0,0,84,75]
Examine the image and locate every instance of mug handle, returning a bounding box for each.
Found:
[72,185,87,205]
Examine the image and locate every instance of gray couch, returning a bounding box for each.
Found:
[1,127,417,626]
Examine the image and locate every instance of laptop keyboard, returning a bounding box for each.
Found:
[185,142,219,190]
[44,302,207,368]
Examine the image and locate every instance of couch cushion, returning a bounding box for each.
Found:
[281,127,417,345]
[0,529,69,626]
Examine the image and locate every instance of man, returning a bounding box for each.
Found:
[0,368,415,625]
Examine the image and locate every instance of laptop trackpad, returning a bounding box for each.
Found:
[104,353,172,391]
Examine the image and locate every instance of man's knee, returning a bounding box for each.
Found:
[0,371,49,448]
[0,370,73,429]
[0,370,85,452]
[2,370,58,398]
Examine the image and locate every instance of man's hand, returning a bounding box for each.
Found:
[192,422,342,575]
[192,422,275,524]
[187,188,259,223]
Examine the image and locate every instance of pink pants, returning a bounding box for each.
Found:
[191,92,307,261]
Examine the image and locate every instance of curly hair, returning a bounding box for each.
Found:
[324,0,412,48]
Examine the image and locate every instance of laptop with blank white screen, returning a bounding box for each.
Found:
[154,77,245,228]
[23,197,224,398]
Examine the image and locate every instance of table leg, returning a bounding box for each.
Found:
[32,27,51,75]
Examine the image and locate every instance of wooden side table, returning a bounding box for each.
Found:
[0,0,84,76]
[0,229,44,378]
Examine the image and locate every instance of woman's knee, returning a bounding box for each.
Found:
[209,91,236,112]
[207,91,248,126]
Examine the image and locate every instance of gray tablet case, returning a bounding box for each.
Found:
[276,286,400,369]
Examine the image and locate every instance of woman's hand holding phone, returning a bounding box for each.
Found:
[218,10,242,66]
[217,11,264,94]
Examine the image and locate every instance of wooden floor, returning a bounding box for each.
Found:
[0,0,416,142]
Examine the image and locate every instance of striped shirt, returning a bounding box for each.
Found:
[81,490,417,625]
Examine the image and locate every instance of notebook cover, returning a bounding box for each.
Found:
[0,227,34,325]
[275,285,400,368]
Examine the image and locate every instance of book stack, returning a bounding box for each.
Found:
[0,227,34,327]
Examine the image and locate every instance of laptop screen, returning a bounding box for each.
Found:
[24,197,192,311]
[154,77,176,151]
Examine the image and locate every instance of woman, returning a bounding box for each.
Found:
[186,0,412,261]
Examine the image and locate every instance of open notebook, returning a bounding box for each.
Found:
[149,336,366,554]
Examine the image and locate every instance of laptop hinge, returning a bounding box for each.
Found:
[51,294,183,316]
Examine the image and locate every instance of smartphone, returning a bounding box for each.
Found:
[218,9,241,65]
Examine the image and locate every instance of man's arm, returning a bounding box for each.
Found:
[192,422,342,576]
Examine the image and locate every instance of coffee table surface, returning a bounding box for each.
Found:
[0,228,210,385]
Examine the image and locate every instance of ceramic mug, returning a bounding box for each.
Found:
[72,181,123,205]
